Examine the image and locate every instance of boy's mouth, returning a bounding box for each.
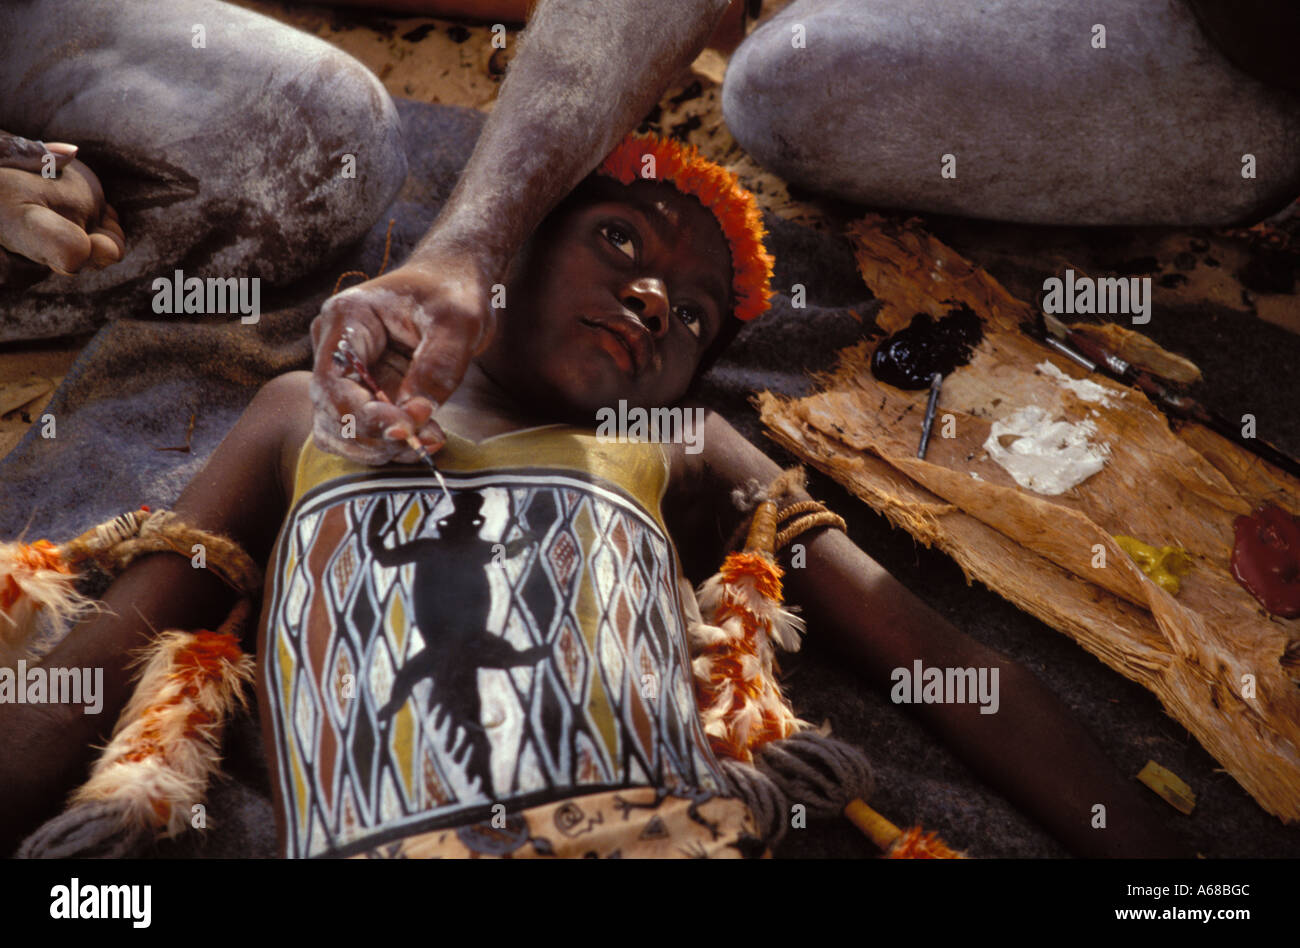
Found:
[581,314,651,376]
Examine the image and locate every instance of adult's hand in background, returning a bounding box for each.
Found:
[0,132,125,285]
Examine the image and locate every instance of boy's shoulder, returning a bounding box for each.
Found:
[243,370,315,500]
[661,408,791,573]
[254,369,313,408]
[664,406,808,517]
[664,406,759,493]
[249,370,314,436]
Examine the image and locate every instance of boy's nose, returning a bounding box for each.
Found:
[620,277,670,337]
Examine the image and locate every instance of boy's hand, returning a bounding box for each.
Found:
[309,251,497,465]
[0,133,126,282]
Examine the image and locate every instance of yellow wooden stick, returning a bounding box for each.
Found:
[844,798,903,850]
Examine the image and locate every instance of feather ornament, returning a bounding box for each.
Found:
[690,475,965,858]
[0,540,90,665]
[689,498,810,763]
[71,628,254,837]
[0,509,152,664]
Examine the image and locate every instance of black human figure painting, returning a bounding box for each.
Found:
[366,491,550,797]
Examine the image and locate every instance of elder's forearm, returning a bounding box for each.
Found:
[413,0,730,276]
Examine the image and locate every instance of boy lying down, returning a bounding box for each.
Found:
[3,135,1185,858]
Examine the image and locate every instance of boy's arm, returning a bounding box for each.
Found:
[0,372,309,855]
[681,411,1187,857]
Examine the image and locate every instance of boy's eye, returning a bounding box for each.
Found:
[599,223,636,260]
[675,304,703,338]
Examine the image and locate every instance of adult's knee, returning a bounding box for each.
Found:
[194,22,407,283]
[5,1,407,286]
[259,44,408,276]
[722,0,1300,226]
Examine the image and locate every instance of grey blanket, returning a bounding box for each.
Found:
[3,99,1297,858]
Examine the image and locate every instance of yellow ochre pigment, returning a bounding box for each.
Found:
[1114,535,1192,595]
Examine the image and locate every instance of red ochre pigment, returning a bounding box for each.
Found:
[1232,503,1300,619]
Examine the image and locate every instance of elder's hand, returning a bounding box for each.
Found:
[309,253,498,465]
[0,133,125,284]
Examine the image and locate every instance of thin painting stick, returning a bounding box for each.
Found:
[331,334,453,504]
[917,372,943,459]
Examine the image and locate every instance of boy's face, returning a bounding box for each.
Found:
[480,178,733,422]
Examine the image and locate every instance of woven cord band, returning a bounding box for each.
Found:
[773,500,846,551]
[62,508,261,599]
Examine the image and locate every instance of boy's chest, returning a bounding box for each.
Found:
[258,468,728,857]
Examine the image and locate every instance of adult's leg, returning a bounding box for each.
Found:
[0,0,407,341]
[721,0,1300,226]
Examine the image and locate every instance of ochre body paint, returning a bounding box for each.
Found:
[1232,503,1300,619]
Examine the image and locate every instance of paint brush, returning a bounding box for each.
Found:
[917,372,942,459]
[331,337,453,502]
[1024,314,1300,480]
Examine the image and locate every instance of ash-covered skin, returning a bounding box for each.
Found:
[724,0,1300,226]
[0,133,66,174]
[428,0,734,276]
[475,176,734,423]
[310,285,444,466]
[0,0,406,342]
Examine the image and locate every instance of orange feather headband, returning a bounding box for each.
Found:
[595,132,775,322]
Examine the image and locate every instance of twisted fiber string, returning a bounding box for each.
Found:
[63,509,261,598]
